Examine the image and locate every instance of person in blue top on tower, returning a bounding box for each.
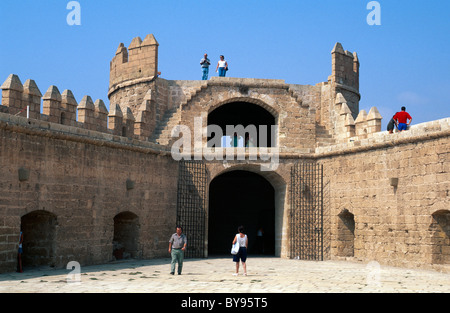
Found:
[200,53,211,80]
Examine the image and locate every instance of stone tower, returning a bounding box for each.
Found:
[108,34,161,140]
[330,42,360,119]
[105,35,380,148]
[109,34,159,91]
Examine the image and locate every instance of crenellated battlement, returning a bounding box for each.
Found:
[333,91,382,143]
[0,74,144,139]
[0,38,380,152]
[331,42,360,92]
[109,34,159,96]
[1,37,430,154]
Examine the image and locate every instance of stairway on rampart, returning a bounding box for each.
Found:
[150,81,207,145]
[315,123,335,147]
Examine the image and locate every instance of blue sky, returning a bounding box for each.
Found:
[1,0,449,130]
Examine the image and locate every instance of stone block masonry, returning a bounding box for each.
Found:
[0,112,178,273]
[317,119,450,272]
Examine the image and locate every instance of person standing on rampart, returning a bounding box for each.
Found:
[387,115,396,134]
[216,55,228,77]
[200,53,211,80]
[393,106,412,132]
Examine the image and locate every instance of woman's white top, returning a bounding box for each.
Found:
[218,60,227,68]
[236,234,247,247]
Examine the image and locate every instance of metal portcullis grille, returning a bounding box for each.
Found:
[290,162,324,261]
[176,160,208,259]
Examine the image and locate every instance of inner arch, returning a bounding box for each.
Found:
[208,170,276,256]
[207,102,276,148]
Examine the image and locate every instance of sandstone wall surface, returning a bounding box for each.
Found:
[317,119,450,272]
[0,113,178,273]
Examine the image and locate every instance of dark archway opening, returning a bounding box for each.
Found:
[430,210,450,265]
[207,102,276,148]
[208,170,275,256]
[21,210,57,269]
[337,209,355,257]
[113,212,140,260]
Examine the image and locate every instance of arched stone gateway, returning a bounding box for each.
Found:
[176,160,328,260]
[209,170,276,256]
[176,161,289,258]
[209,164,288,257]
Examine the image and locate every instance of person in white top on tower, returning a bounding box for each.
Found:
[216,55,228,77]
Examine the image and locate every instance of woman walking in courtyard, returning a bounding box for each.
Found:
[232,225,248,276]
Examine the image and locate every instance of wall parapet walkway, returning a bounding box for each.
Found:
[315,118,450,157]
[0,112,172,156]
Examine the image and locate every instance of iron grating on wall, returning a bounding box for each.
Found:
[176,160,208,259]
[290,162,324,261]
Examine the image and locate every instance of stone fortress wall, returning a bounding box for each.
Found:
[318,118,449,271]
[0,109,178,273]
[0,34,448,273]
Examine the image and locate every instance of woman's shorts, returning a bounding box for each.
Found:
[218,67,226,77]
[233,247,247,263]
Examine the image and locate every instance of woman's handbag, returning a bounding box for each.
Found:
[231,235,240,255]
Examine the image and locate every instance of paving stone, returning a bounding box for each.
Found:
[0,257,448,293]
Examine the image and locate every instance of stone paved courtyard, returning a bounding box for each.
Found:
[0,257,449,293]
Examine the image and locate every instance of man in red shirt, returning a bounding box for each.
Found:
[393,107,412,132]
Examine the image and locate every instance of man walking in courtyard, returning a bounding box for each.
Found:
[200,53,211,80]
[393,106,412,132]
[169,226,187,275]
